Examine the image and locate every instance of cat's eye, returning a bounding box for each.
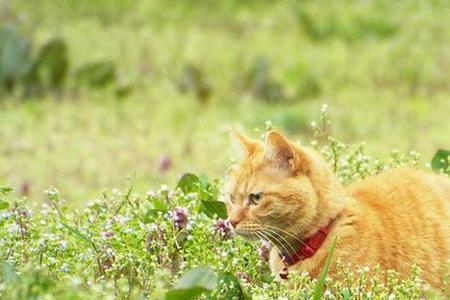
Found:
[229,194,235,204]
[248,192,263,205]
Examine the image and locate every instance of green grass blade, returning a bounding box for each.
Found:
[313,237,337,300]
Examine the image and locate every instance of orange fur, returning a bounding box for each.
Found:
[226,129,450,288]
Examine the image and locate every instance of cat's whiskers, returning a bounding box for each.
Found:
[262,227,302,261]
[263,224,308,247]
[256,230,294,261]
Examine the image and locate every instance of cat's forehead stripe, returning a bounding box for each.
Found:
[232,167,251,195]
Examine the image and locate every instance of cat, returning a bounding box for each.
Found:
[225,128,450,289]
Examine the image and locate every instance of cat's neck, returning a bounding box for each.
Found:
[278,174,347,258]
[304,170,346,238]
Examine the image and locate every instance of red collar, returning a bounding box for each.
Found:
[279,220,333,266]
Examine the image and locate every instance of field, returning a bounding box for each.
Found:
[1,0,450,299]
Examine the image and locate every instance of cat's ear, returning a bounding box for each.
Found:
[229,126,258,156]
[264,130,309,173]
[264,131,296,171]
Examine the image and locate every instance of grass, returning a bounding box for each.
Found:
[1,0,450,203]
[0,0,450,298]
[0,159,447,299]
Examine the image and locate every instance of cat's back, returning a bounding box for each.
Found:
[343,167,450,286]
[346,167,450,215]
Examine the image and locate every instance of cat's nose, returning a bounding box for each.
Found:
[229,219,241,228]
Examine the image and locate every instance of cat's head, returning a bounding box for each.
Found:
[224,128,340,245]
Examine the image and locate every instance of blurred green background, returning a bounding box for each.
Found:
[1,0,449,204]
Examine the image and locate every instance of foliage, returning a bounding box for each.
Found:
[0,138,448,299]
[431,150,450,174]
[0,25,131,99]
[0,1,449,297]
[242,56,286,103]
[176,64,212,104]
[1,0,450,201]
[75,61,116,88]
[0,25,68,97]
[296,1,398,42]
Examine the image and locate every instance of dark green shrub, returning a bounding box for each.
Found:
[176,63,212,104]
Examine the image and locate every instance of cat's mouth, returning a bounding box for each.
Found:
[234,228,260,241]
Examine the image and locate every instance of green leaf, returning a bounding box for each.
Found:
[201,200,227,219]
[177,173,200,194]
[342,288,351,300]
[75,61,116,88]
[0,185,13,195]
[431,149,450,173]
[143,198,169,223]
[0,200,9,210]
[313,237,337,300]
[165,267,217,300]
[59,221,93,245]
[152,197,168,211]
[165,287,209,300]
[217,273,248,299]
[33,38,69,90]
[0,26,32,91]
[2,262,16,283]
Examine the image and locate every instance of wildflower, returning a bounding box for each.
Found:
[3,211,11,219]
[145,226,166,253]
[158,155,172,174]
[258,240,271,262]
[18,209,31,219]
[160,185,170,192]
[103,231,114,238]
[117,215,130,226]
[123,227,134,234]
[106,248,114,257]
[170,207,189,230]
[60,240,68,251]
[212,218,232,240]
[60,263,69,273]
[38,238,47,247]
[324,289,333,298]
[236,271,251,284]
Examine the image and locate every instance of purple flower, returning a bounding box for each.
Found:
[158,155,172,175]
[103,231,114,238]
[213,218,232,240]
[236,271,251,284]
[20,181,31,197]
[171,207,189,230]
[18,209,31,219]
[258,240,271,262]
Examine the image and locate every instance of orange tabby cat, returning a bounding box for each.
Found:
[225,128,450,288]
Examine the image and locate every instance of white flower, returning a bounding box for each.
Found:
[118,215,130,226]
[60,263,69,273]
[60,240,68,250]
[7,224,19,235]
[106,248,114,257]
[324,289,333,297]
[38,238,47,247]
[123,227,133,234]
